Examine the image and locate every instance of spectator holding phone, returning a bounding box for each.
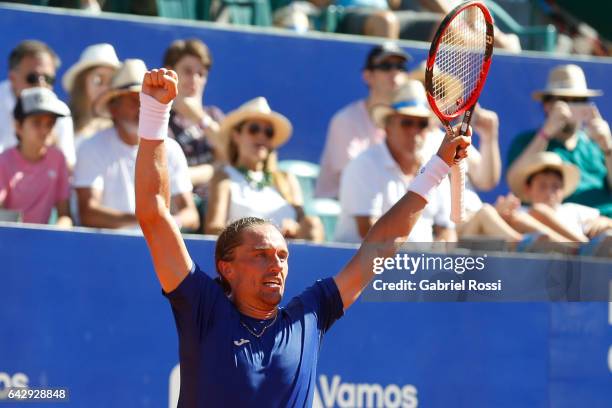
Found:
[507,64,612,217]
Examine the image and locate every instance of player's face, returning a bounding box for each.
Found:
[526,171,564,207]
[230,224,289,308]
[9,53,56,96]
[174,55,208,99]
[15,113,57,157]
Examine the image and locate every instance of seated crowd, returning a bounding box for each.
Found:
[0,39,610,256]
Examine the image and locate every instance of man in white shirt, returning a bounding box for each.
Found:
[74,59,199,231]
[315,42,410,199]
[0,40,75,167]
[335,79,455,243]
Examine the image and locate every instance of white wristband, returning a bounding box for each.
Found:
[408,155,450,202]
[138,93,172,140]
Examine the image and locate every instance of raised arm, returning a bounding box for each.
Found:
[135,69,192,293]
[334,129,470,310]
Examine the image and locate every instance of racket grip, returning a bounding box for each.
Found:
[450,160,466,224]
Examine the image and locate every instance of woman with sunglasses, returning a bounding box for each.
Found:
[205,97,324,241]
[62,43,121,147]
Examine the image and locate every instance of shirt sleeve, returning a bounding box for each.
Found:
[163,263,225,336]
[339,156,382,217]
[166,138,193,195]
[55,116,76,168]
[54,150,71,202]
[315,114,351,199]
[0,155,7,205]
[297,277,344,334]
[73,140,104,190]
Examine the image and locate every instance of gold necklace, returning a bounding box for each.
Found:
[240,313,278,338]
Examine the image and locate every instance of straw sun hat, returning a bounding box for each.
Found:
[532,64,602,101]
[62,43,121,93]
[92,59,147,118]
[218,97,292,150]
[508,152,580,203]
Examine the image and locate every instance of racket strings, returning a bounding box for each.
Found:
[432,7,488,117]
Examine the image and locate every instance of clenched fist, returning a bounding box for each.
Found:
[142,68,178,105]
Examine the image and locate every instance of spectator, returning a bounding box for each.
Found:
[73,59,199,231]
[509,151,612,242]
[205,97,324,241]
[0,40,76,167]
[335,80,455,243]
[62,43,121,147]
[162,38,225,200]
[315,42,409,199]
[507,64,612,217]
[0,88,72,227]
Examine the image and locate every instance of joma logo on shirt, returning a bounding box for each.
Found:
[233,339,250,346]
[313,374,418,408]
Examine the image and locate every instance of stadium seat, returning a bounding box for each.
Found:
[305,198,341,242]
[278,160,319,205]
[156,0,199,19]
[216,0,272,26]
[0,209,22,222]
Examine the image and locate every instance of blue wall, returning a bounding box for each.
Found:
[1,5,612,202]
[1,225,612,407]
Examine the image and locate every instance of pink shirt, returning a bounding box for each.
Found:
[315,99,385,199]
[0,147,70,224]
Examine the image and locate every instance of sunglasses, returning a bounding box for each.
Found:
[400,117,429,130]
[25,72,55,86]
[246,123,274,139]
[542,95,589,104]
[371,62,407,72]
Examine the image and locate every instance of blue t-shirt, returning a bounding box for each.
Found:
[164,263,344,407]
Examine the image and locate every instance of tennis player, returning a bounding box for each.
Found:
[135,68,469,407]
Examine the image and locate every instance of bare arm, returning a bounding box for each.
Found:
[355,215,376,239]
[55,199,73,228]
[76,188,138,228]
[188,163,215,186]
[135,69,192,293]
[334,130,470,310]
[467,107,501,191]
[170,191,200,231]
[507,101,572,180]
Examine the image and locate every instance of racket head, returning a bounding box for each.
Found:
[425,1,494,123]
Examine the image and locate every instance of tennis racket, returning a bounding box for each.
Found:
[425,1,494,223]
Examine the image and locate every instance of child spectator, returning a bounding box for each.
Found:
[0,87,72,227]
[509,151,612,242]
[205,97,324,241]
[62,43,121,147]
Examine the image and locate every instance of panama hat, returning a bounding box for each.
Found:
[62,43,121,92]
[371,79,432,127]
[532,64,602,100]
[218,97,292,149]
[93,59,147,118]
[508,152,580,203]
